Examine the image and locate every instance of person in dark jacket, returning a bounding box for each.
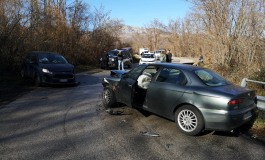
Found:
[166,50,172,63]
[117,50,124,70]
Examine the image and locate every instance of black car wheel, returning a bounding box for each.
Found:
[100,62,104,69]
[175,105,204,136]
[21,68,26,79]
[34,72,42,87]
[102,88,116,109]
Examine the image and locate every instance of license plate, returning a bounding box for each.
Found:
[243,111,252,120]
[59,79,67,82]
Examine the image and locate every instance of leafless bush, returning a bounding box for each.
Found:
[0,0,124,71]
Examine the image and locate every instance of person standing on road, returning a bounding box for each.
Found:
[166,50,172,63]
[160,50,167,63]
[118,50,124,70]
[199,55,204,64]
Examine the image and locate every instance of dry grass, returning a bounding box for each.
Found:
[250,120,265,139]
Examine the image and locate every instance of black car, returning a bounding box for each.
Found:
[99,50,132,69]
[102,63,257,136]
[21,51,77,86]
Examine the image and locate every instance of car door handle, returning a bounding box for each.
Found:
[128,84,132,87]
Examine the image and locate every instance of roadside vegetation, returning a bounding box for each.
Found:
[0,0,264,138]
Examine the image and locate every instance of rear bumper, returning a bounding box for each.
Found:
[203,104,257,131]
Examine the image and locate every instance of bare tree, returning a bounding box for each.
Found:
[189,0,265,72]
[145,19,166,50]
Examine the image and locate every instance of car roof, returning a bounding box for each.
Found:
[30,51,60,55]
[145,63,203,71]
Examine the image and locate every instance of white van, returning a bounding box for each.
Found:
[154,49,165,60]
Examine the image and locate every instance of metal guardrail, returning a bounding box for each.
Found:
[241,78,265,111]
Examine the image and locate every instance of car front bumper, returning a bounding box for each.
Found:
[41,72,78,85]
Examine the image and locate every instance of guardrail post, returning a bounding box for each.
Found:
[241,78,247,87]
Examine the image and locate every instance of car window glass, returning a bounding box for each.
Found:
[194,69,229,86]
[142,54,155,58]
[108,51,118,57]
[142,66,159,78]
[126,65,146,80]
[156,68,187,85]
[39,53,68,64]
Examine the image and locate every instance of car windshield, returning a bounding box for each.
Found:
[194,69,230,86]
[108,51,118,57]
[39,53,68,64]
[142,54,155,58]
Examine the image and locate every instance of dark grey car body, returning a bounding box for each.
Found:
[102,63,257,135]
[21,51,77,86]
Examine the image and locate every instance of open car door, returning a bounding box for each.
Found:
[117,65,146,107]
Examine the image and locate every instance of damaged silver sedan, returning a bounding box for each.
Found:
[102,63,257,136]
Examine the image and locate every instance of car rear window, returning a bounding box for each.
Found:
[194,69,229,86]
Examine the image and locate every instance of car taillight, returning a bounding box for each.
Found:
[228,98,244,105]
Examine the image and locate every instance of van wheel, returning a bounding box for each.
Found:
[102,88,116,109]
[175,105,204,136]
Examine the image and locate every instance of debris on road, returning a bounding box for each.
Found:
[166,144,173,148]
[141,131,160,137]
[120,119,127,123]
[105,109,124,115]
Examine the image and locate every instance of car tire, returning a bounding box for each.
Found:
[21,68,26,79]
[238,110,257,132]
[102,88,116,109]
[100,62,104,69]
[34,72,42,87]
[175,105,204,136]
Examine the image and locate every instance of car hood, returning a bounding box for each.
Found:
[40,63,74,72]
[109,55,118,58]
[110,70,128,78]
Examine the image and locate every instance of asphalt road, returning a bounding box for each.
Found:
[0,69,265,160]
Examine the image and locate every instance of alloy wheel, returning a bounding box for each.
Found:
[103,89,111,104]
[177,109,198,132]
